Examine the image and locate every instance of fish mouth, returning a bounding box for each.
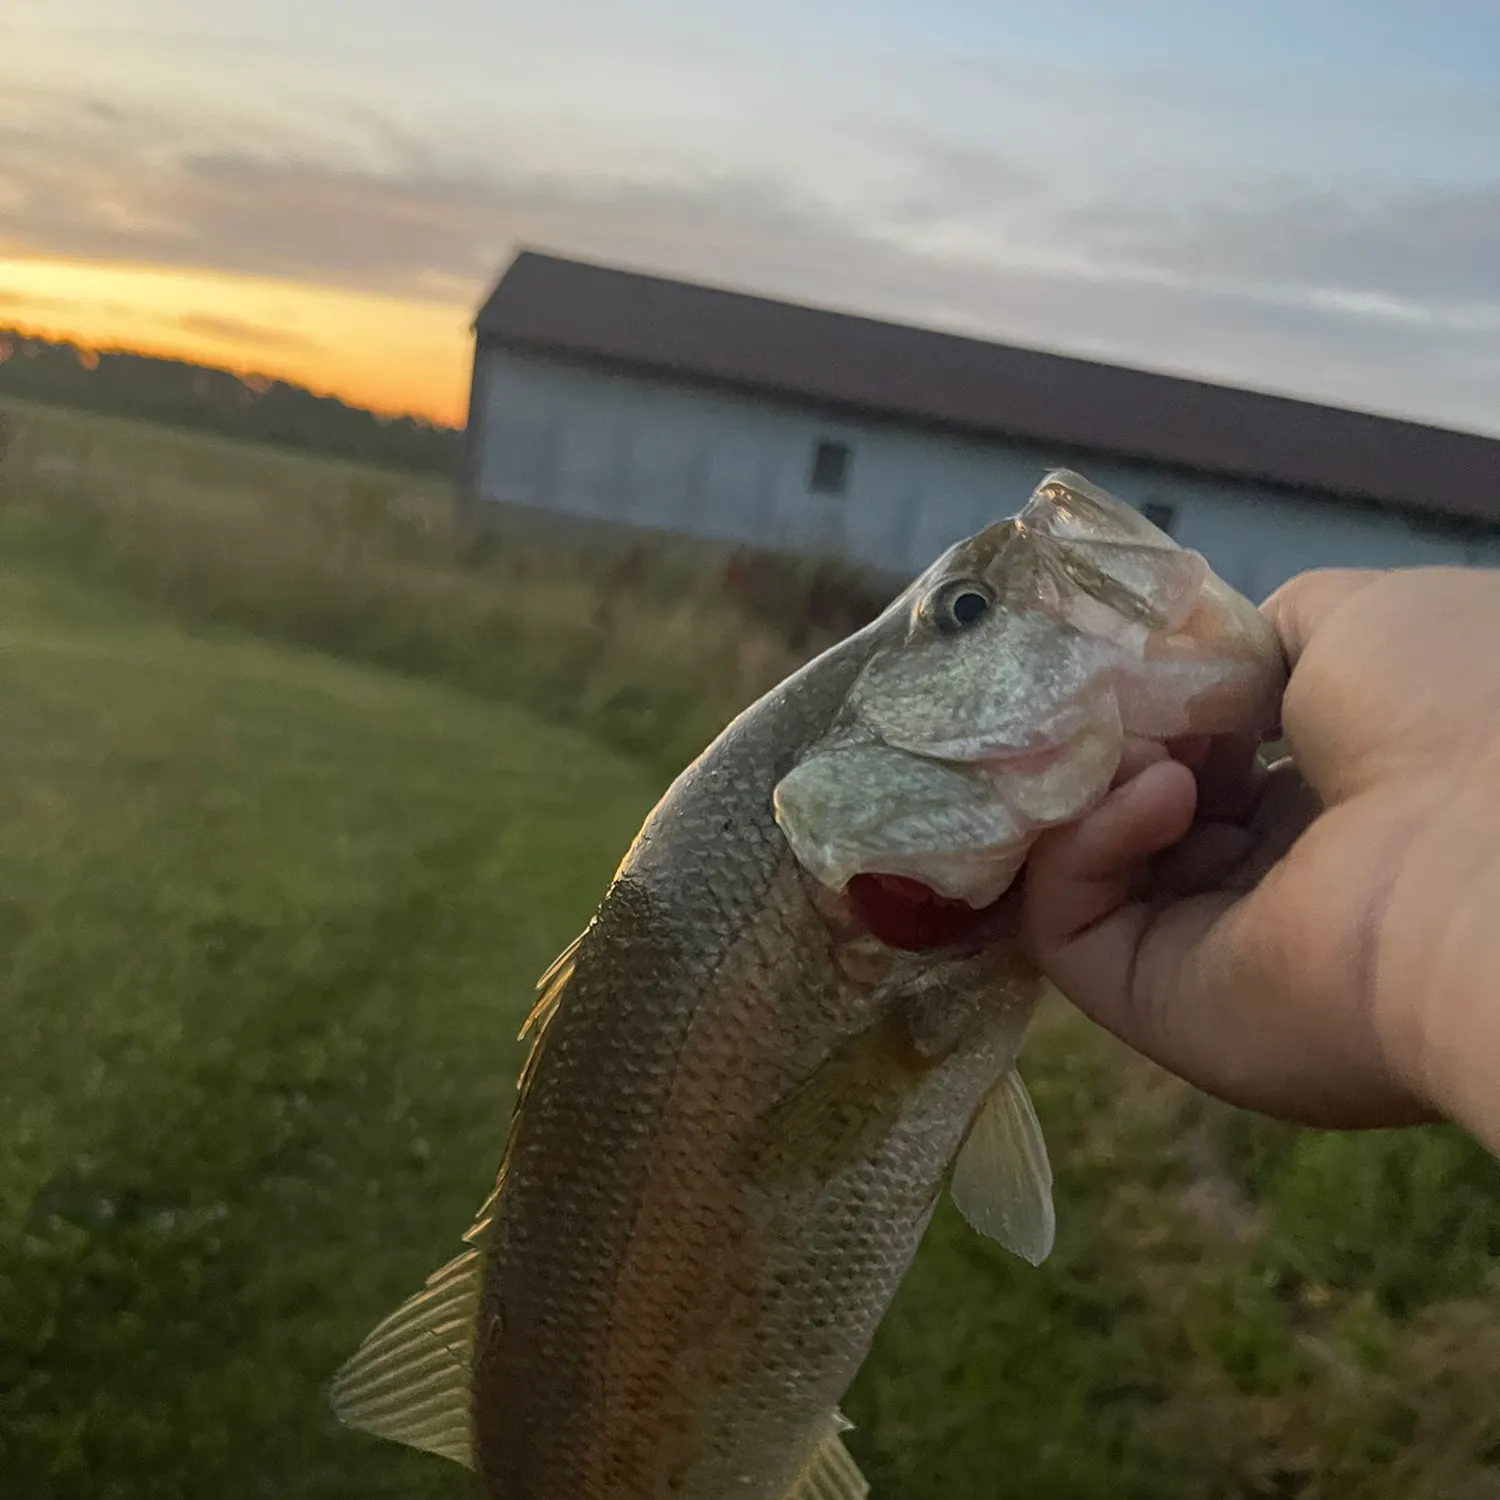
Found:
[900,709,1097,774]
[968,741,1069,777]
[775,730,1109,956]
[843,871,1024,954]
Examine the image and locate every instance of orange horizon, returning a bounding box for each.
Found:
[0,257,479,428]
[1,317,468,429]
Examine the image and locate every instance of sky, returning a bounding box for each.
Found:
[4,2,1499,432]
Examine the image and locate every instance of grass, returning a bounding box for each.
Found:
[0,398,833,777]
[0,537,657,1500]
[3,396,1500,1499]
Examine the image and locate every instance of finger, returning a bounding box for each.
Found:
[1260,568,1389,671]
[1022,758,1197,974]
[1258,569,1393,805]
[1234,759,1322,885]
[1148,759,1317,896]
[1165,735,1211,773]
[1193,730,1264,824]
[1113,735,1172,788]
[1274,570,1500,803]
[1024,759,1430,1129]
[1149,821,1254,897]
[1035,874,1432,1128]
[1123,875,1436,1128]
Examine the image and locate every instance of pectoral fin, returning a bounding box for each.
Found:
[950,1067,1055,1266]
[784,1414,869,1500]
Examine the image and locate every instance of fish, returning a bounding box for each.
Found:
[329,469,1286,1500]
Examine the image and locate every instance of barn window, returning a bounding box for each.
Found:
[808,439,852,496]
[1142,500,1177,535]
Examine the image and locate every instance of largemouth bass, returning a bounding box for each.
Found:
[331,470,1285,1500]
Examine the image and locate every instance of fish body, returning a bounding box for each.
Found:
[331,471,1285,1500]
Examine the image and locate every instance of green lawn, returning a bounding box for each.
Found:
[3,400,1500,1500]
[0,550,656,1498]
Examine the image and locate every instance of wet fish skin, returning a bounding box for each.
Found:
[329,469,1286,1500]
[472,677,1038,1500]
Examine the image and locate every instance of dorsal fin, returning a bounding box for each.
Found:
[519,930,584,1042]
[329,928,587,1466]
[785,1414,870,1500]
[514,928,585,1099]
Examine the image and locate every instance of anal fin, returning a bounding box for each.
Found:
[950,1066,1056,1266]
[328,1244,485,1469]
[785,1413,869,1500]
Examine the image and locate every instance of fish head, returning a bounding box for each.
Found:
[773,469,1286,949]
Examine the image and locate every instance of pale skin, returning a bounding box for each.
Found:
[1021,566,1500,1156]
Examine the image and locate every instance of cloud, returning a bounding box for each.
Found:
[0,92,889,299]
[1063,180,1500,312]
[1,84,1498,435]
[0,287,77,314]
[170,312,321,352]
[872,137,1047,229]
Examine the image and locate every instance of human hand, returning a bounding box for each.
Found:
[1021,567,1500,1151]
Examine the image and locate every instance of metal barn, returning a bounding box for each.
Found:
[463,250,1500,600]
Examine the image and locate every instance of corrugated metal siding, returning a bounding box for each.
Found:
[472,346,1500,596]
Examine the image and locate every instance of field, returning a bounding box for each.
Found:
[3,396,1500,1500]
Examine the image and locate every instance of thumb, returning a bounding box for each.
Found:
[1024,762,1434,1128]
[1021,758,1197,1023]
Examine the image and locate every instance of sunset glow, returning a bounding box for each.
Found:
[0,258,473,426]
[5,2,1500,437]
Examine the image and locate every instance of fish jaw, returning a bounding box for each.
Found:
[774,468,1287,942]
[1016,468,1287,736]
[771,742,1042,941]
[849,469,1285,766]
[773,713,1125,927]
[772,744,1029,908]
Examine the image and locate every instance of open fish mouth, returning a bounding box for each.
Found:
[773,722,1123,955]
[831,723,1134,952]
[772,468,1287,959]
[842,870,1026,953]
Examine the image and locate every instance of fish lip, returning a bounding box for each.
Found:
[894,704,1099,771]
[898,727,1085,778]
[966,742,1068,777]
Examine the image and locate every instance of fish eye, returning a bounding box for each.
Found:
[930,581,994,634]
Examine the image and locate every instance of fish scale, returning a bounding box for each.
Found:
[330,470,1286,1500]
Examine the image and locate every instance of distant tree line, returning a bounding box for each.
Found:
[0,332,463,475]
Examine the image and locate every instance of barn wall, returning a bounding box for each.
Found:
[471,345,1500,597]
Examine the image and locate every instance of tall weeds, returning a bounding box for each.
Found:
[0,399,886,774]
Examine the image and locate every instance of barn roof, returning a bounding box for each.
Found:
[474,249,1500,528]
